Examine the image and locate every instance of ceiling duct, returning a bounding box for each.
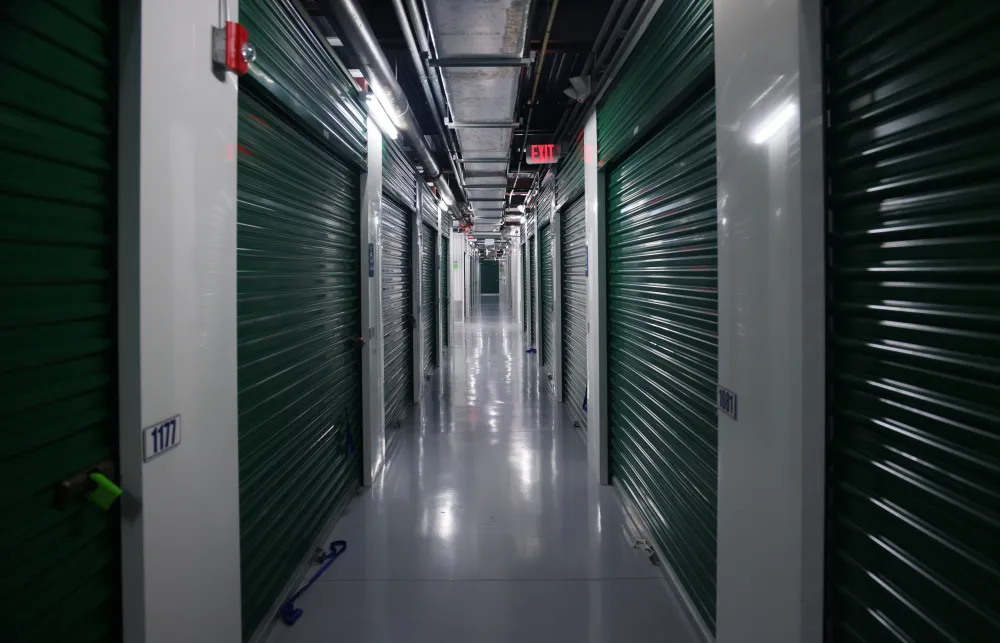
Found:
[421,0,531,222]
[325,0,463,219]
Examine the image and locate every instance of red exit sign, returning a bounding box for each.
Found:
[526,143,560,165]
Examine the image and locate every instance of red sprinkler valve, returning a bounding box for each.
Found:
[212,21,255,75]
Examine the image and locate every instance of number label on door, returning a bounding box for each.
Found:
[143,415,181,462]
[717,386,738,420]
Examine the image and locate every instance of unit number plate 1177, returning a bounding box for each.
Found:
[144,415,181,462]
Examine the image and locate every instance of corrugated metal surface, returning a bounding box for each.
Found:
[522,244,528,332]
[420,222,437,374]
[383,139,417,211]
[420,183,438,228]
[0,3,121,641]
[381,197,412,429]
[241,0,367,167]
[537,177,554,228]
[607,90,718,633]
[555,131,584,211]
[441,234,449,347]
[561,196,588,430]
[540,223,553,369]
[596,0,713,167]
[825,3,1000,641]
[237,89,362,639]
[529,236,537,346]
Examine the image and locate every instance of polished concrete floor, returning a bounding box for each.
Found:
[267,295,698,643]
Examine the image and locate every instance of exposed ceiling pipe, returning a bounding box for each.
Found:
[401,0,469,194]
[506,0,559,213]
[390,0,468,203]
[326,0,461,217]
[416,0,467,185]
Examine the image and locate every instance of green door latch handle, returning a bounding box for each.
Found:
[87,473,123,511]
[54,460,122,511]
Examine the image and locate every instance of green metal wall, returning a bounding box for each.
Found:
[522,247,528,331]
[555,132,584,211]
[529,237,537,346]
[561,196,588,431]
[381,197,412,429]
[480,261,500,294]
[242,0,366,166]
[597,0,713,167]
[420,222,437,373]
[1,3,122,641]
[419,183,438,228]
[441,235,449,347]
[540,224,553,369]
[383,139,417,211]
[607,90,718,632]
[537,177,554,227]
[825,3,1000,640]
[237,88,362,639]
[236,2,368,636]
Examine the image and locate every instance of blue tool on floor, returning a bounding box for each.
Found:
[526,346,537,354]
[278,540,348,625]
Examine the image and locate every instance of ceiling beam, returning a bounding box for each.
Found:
[445,120,520,129]
[429,56,531,68]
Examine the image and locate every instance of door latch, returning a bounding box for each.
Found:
[54,459,122,511]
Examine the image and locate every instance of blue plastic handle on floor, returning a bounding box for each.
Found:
[279,540,348,625]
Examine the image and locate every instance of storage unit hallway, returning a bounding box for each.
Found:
[264,299,699,643]
[3,1,998,643]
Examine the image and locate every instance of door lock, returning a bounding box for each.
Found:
[54,459,122,511]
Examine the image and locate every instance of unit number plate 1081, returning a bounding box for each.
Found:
[144,415,181,462]
[717,386,738,420]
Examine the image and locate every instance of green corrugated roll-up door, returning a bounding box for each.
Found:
[561,196,588,430]
[420,222,437,373]
[522,245,528,332]
[419,183,438,228]
[237,88,363,639]
[441,235,449,348]
[538,176,554,227]
[1,3,122,642]
[607,90,718,633]
[597,0,713,167]
[556,131,584,212]
[241,0,366,166]
[825,3,1000,641]
[383,139,417,212]
[540,223,553,368]
[480,261,500,294]
[529,237,537,347]
[381,197,412,430]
